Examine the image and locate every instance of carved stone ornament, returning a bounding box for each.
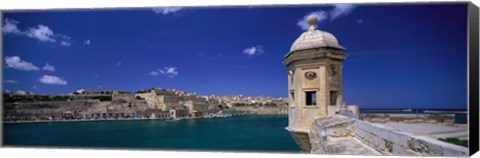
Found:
[330,64,337,77]
[304,71,317,80]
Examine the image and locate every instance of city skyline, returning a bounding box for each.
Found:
[2,4,468,109]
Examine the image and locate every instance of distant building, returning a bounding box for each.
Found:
[135,90,167,110]
[82,91,99,95]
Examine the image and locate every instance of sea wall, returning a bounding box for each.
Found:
[233,106,288,115]
[353,117,468,156]
[360,114,455,125]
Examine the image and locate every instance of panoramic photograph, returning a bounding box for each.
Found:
[1,3,471,156]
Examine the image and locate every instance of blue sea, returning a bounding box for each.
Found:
[3,108,468,152]
[3,115,301,153]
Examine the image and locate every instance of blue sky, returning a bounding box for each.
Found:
[2,3,468,109]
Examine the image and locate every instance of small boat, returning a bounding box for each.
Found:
[166,118,181,122]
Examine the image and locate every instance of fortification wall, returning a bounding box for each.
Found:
[4,100,102,114]
[233,106,287,115]
[311,114,468,156]
[360,114,455,125]
[353,117,468,156]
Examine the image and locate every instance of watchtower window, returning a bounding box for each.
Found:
[330,91,338,105]
[305,91,317,106]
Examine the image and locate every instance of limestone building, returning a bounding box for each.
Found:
[283,15,348,151]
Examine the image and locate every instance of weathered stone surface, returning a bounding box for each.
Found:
[384,139,393,153]
[391,143,420,156]
[315,115,355,141]
[411,135,469,156]
[287,128,312,152]
[317,138,380,155]
[338,106,359,119]
[353,118,468,156]
[407,137,443,156]
[311,115,380,155]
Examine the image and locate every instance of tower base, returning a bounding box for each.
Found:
[286,127,312,152]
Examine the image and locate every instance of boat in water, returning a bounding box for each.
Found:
[166,118,181,122]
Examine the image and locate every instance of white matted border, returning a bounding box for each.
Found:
[0,0,479,158]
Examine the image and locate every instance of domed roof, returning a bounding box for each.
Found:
[289,16,345,53]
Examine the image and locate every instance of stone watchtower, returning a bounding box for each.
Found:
[283,16,347,151]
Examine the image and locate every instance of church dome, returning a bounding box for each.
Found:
[289,15,345,53]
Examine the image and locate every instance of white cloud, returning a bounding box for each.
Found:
[152,7,182,15]
[39,75,67,85]
[57,34,72,45]
[26,25,56,42]
[296,4,356,30]
[242,45,264,57]
[2,18,21,34]
[4,80,19,84]
[42,63,55,72]
[297,11,328,31]
[84,39,91,45]
[149,71,159,76]
[5,56,40,71]
[3,19,73,46]
[330,4,356,20]
[158,66,179,78]
[60,41,71,46]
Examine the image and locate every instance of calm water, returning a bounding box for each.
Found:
[3,115,300,152]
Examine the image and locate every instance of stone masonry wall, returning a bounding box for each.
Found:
[353,118,468,156]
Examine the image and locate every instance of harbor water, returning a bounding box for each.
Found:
[3,115,301,152]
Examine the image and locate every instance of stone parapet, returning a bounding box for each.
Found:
[309,113,468,156]
[338,105,359,119]
[312,115,380,155]
[354,119,468,156]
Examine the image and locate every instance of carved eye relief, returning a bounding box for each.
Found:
[304,71,316,80]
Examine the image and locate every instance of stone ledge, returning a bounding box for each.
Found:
[354,119,468,156]
[311,115,379,155]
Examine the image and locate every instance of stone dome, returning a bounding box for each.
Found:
[289,16,345,53]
